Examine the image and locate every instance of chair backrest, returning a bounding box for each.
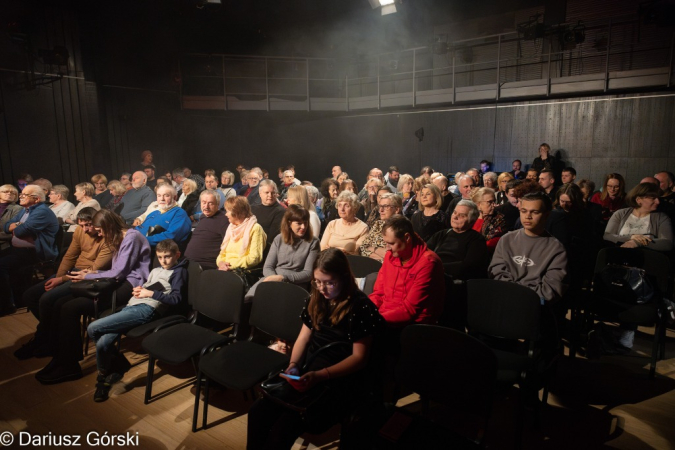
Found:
[250,281,309,342]
[594,247,671,295]
[466,279,541,341]
[194,270,244,325]
[186,260,203,306]
[346,254,383,278]
[362,272,378,296]
[396,325,497,420]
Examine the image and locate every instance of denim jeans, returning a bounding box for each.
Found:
[87,303,157,372]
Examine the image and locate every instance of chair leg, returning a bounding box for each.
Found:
[192,370,202,433]
[515,392,524,450]
[144,356,156,404]
[203,377,211,430]
[650,320,662,379]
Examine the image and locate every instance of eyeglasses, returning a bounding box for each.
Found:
[0,190,12,194]
[19,193,38,198]
[312,280,338,289]
[378,204,395,210]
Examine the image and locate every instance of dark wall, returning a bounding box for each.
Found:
[103,88,675,189]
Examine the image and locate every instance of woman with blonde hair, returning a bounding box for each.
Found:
[411,183,449,241]
[286,185,321,237]
[91,174,112,207]
[496,172,514,206]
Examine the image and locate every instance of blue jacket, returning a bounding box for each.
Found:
[4,202,59,261]
[135,206,191,247]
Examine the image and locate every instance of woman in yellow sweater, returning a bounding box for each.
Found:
[217,196,267,271]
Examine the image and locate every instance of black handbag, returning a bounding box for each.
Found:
[70,277,120,299]
[598,264,655,305]
[259,341,351,415]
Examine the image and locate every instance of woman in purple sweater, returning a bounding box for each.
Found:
[35,209,151,385]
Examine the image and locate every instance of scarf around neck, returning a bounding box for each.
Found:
[220,215,257,256]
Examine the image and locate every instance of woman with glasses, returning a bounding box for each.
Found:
[410,183,449,242]
[471,187,506,251]
[591,173,626,221]
[604,182,672,251]
[320,191,368,255]
[360,193,402,261]
[247,248,384,450]
[0,184,22,252]
[48,185,75,224]
[35,209,151,384]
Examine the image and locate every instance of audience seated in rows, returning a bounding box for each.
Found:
[35,209,151,384]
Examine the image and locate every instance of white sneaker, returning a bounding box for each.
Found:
[618,330,635,349]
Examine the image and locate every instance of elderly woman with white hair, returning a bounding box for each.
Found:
[471,187,507,251]
[219,170,237,200]
[48,185,75,224]
[482,172,498,190]
[279,170,300,202]
[64,182,100,232]
[320,191,369,255]
[0,184,23,251]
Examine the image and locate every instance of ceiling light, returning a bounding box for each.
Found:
[381,4,397,15]
[379,0,395,5]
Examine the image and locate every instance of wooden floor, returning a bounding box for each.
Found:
[1,308,675,450]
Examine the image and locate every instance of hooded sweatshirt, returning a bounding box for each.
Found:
[369,236,445,326]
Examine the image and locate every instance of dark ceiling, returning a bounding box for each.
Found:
[1,0,544,89]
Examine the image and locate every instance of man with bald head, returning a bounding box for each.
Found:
[120,171,155,224]
[332,166,342,180]
[655,171,675,205]
[358,168,384,201]
[1,184,59,315]
[432,175,455,211]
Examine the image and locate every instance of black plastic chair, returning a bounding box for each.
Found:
[193,281,308,431]
[346,254,383,278]
[378,324,497,448]
[466,279,555,450]
[363,272,378,296]
[141,269,245,405]
[583,247,671,378]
